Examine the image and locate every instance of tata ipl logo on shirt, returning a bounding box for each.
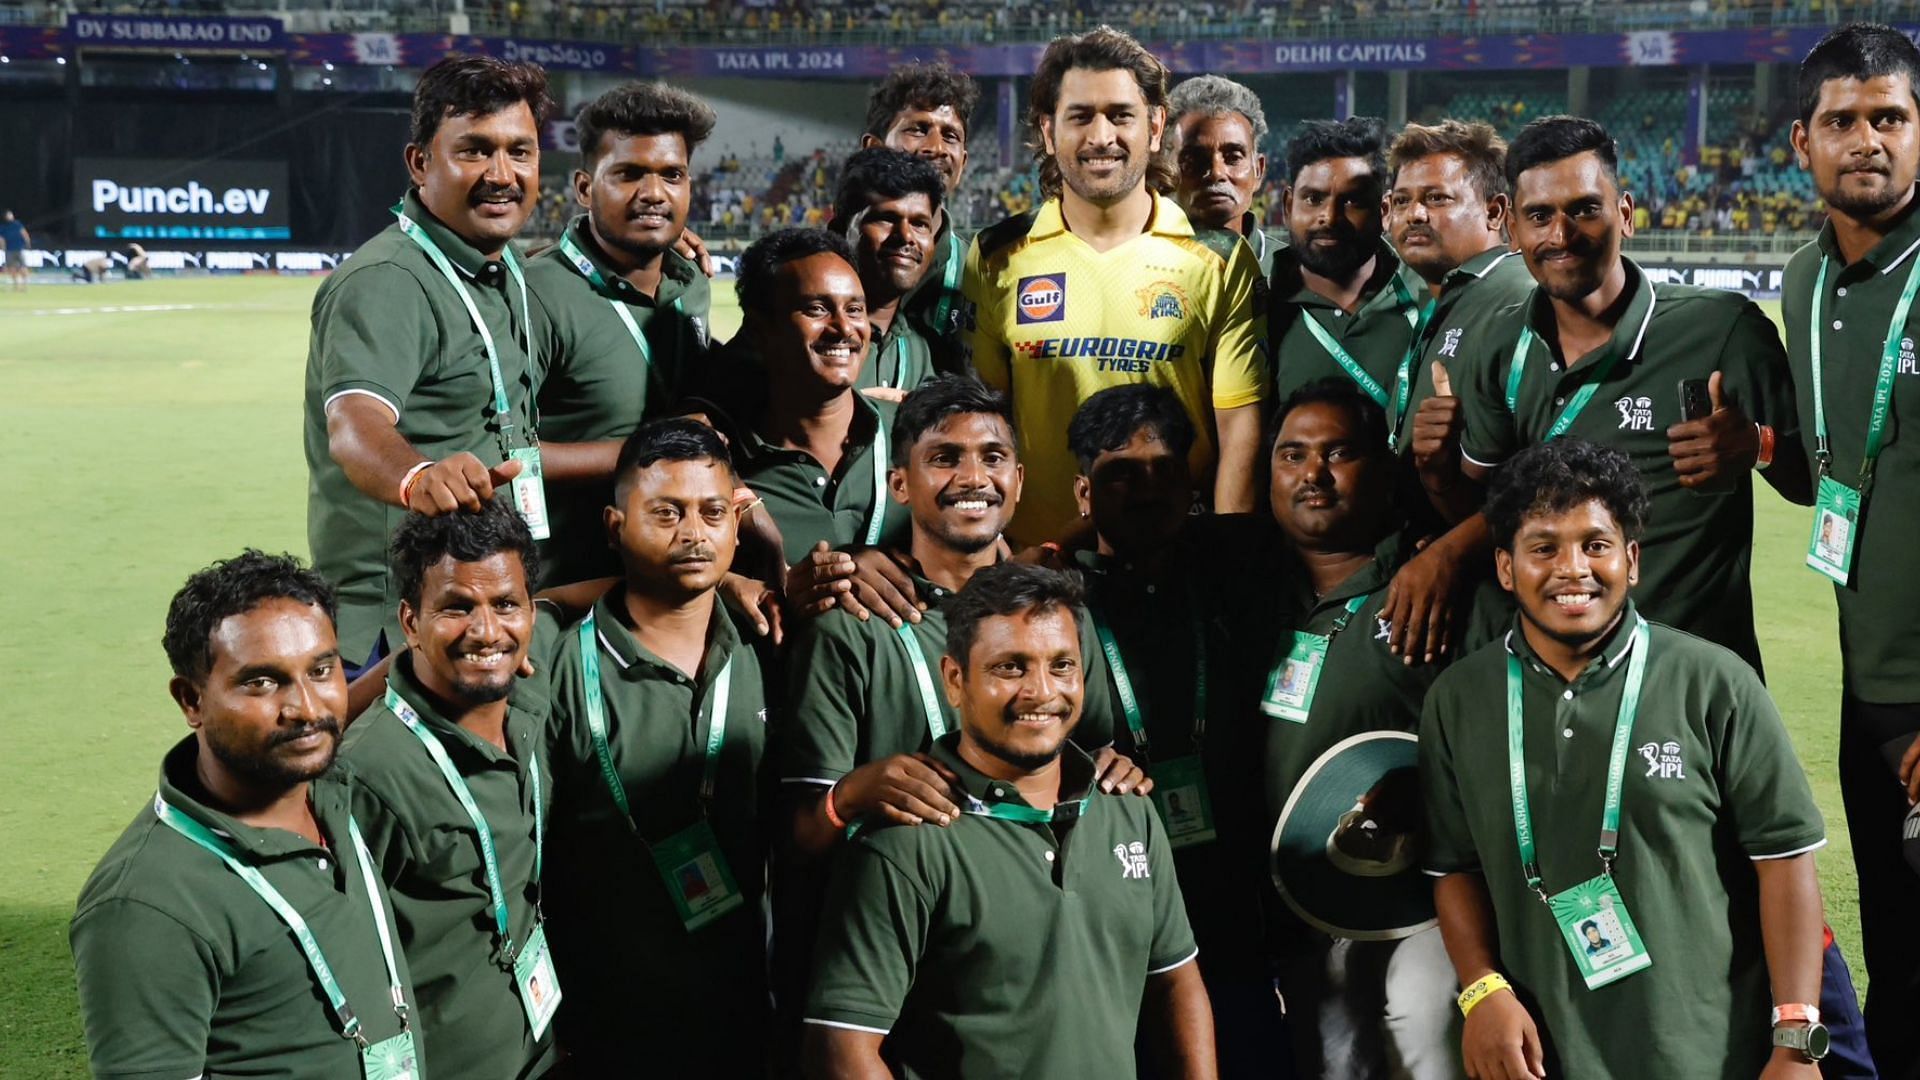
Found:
[1016,273,1067,324]
[1638,741,1686,780]
[1900,336,1918,376]
[1115,841,1151,879]
[1614,395,1655,431]
[1438,327,1464,358]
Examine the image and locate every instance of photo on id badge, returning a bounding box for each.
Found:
[1815,509,1851,568]
[1163,786,1202,834]
[675,852,726,910]
[1549,878,1650,987]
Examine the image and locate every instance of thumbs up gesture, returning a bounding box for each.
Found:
[1411,360,1465,487]
[1667,371,1758,492]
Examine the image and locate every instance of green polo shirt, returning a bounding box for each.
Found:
[1395,247,1537,455]
[1781,204,1920,702]
[72,740,419,1080]
[1419,606,1825,1079]
[526,215,711,587]
[695,390,910,566]
[900,215,972,376]
[1236,212,1288,281]
[779,563,1117,791]
[339,656,558,1079]
[304,190,543,663]
[1269,240,1429,412]
[535,596,774,1072]
[1072,517,1277,979]
[866,306,938,392]
[1458,259,1800,673]
[804,734,1197,1080]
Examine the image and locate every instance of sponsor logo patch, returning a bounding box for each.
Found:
[1016,273,1066,324]
[1135,281,1189,321]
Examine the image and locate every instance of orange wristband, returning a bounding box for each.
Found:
[398,461,433,508]
[1754,423,1775,471]
[823,781,849,830]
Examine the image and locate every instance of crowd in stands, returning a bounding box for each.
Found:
[519,76,1827,247]
[17,0,1904,42]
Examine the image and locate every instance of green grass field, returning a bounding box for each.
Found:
[0,278,1856,1076]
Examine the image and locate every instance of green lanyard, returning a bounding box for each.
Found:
[876,333,910,390]
[1503,286,1650,439]
[1300,275,1429,443]
[1316,592,1373,642]
[959,791,1092,824]
[1087,601,1208,759]
[895,622,948,741]
[576,607,735,827]
[1505,617,1650,902]
[557,230,682,398]
[154,794,409,1047]
[927,227,965,335]
[394,205,535,451]
[386,686,544,962]
[860,400,890,546]
[1809,253,1920,491]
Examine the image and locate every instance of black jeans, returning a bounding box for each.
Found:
[1840,694,1920,1080]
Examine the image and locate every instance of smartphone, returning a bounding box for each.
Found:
[1679,378,1712,422]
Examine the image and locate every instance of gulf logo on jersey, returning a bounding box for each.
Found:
[1016,274,1067,324]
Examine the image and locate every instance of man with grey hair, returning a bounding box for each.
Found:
[1170,74,1285,275]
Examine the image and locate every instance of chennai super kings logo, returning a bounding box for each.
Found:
[1136,282,1189,321]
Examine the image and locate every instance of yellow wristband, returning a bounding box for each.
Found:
[1457,973,1513,1017]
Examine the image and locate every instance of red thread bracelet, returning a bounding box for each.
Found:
[823,782,848,829]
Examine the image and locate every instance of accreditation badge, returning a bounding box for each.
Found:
[507,446,552,540]
[651,818,746,932]
[1547,875,1652,989]
[361,1029,420,1080]
[1261,632,1330,724]
[1149,755,1216,848]
[1806,475,1861,586]
[512,922,563,1038]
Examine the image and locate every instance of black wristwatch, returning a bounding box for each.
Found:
[1773,1022,1831,1063]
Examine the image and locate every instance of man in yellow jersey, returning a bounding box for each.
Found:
[961,25,1268,546]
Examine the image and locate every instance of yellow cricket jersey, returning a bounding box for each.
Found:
[961,194,1268,545]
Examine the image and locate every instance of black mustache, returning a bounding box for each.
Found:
[271,718,340,747]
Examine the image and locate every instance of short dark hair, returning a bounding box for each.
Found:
[1505,115,1619,190]
[945,562,1085,667]
[832,147,946,230]
[575,81,716,169]
[1389,119,1509,201]
[865,62,980,142]
[891,374,1016,463]
[1285,117,1388,188]
[1485,438,1650,551]
[1067,384,1195,473]
[163,550,338,683]
[1269,378,1389,457]
[410,54,554,149]
[1799,23,1920,124]
[1027,25,1177,199]
[615,417,734,488]
[734,227,856,314]
[389,498,541,608]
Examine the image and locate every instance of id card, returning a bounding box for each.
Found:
[651,818,746,932]
[1547,875,1652,989]
[1261,632,1329,723]
[1149,755,1217,848]
[1806,475,1860,586]
[361,1029,420,1080]
[512,921,562,1038]
[507,446,551,540]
